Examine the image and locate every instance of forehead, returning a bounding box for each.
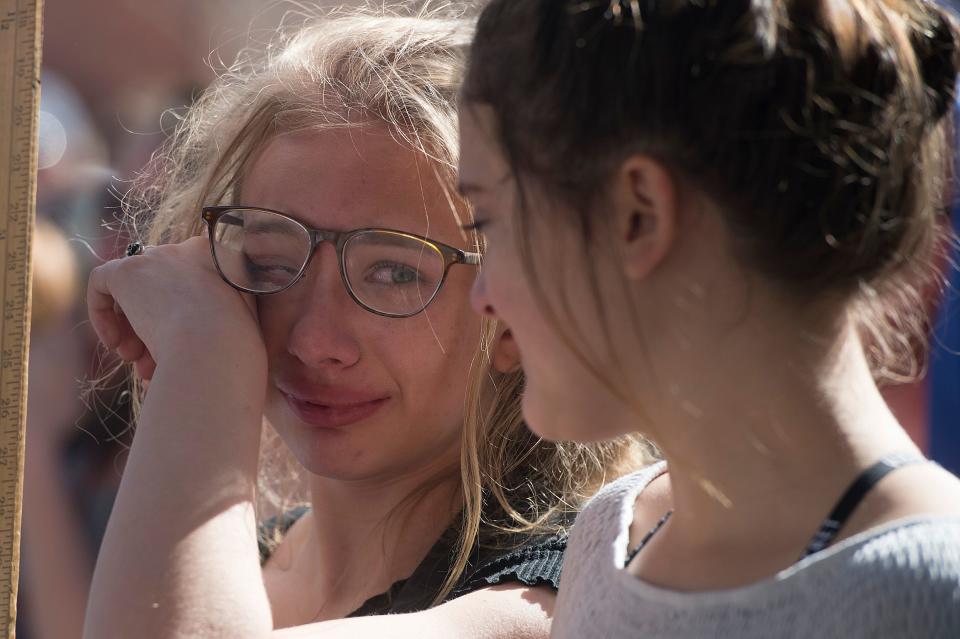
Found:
[241,125,462,239]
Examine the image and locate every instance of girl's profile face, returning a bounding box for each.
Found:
[458,106,644,443]
[244,126,482,481]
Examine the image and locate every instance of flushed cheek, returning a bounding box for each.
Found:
[481,243,531,326]
[487,263,545,368]
[257,299,296,357]
[485,270,618,440]
[371,358,467,468]
[380,306,475,395]
[521,357,627,443]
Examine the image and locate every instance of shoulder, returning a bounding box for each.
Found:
[886,463,960,518]
[555,462,668,601]
[442,469,670,604]
[838,461,960,548]
[569,461,669,553]
[804,517,960,635]
[838,516,960,576]
[452,527,570,599]
[628,471,672,548]
[584,462,668,516]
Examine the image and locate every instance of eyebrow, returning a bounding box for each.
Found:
[243,218,303,238]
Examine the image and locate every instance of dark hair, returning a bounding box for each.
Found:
[464,0,960,296]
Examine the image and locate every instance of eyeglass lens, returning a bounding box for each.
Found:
[210,208,447,316]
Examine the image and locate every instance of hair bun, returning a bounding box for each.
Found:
[911,8,960,121]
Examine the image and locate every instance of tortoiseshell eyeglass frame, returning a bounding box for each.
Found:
[201,205,482,318]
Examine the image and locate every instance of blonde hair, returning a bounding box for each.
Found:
[122,2,654,606]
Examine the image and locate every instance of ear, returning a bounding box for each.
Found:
[611,156,677,280]
[490,325,521,374]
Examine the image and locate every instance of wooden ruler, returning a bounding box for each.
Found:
[0,0,42,636]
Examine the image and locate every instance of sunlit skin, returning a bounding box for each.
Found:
[457,104,960,593]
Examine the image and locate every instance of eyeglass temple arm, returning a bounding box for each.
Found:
[460,251,482,266]
[202,209,242,227]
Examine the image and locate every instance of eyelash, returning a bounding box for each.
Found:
[461,219,488,233]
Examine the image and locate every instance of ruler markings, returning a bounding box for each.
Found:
[0,0,41,636]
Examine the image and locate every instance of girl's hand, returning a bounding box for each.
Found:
[87,235,263,380]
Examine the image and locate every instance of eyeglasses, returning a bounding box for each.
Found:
[201,206,481,318]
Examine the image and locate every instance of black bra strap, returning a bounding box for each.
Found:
[800,451,928,560]
[624,509,673,568]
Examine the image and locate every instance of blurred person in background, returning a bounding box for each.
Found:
[18,67,133,639]
[20,221,100,639]
[35,72,110,237]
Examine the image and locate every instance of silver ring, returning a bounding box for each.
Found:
[125,241,145,257]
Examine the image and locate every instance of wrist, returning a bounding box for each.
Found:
[133,346,267,473]
[159,329,268,378]
[146,335,268,418]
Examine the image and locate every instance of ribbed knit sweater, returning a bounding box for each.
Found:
[552,462,960,638]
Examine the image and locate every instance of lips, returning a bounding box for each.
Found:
[277,382,391,430]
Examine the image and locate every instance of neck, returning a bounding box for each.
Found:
[293,448,461,611]
[645,307,918,561]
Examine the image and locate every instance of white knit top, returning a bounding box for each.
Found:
[552,462,960,638]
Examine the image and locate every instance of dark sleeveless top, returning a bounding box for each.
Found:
[258,506,569,616]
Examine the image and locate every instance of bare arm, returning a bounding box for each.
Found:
[81,341,273,639]
[271,584,555,639]
[82,238,273,639]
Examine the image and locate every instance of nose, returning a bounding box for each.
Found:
[285,244,362,368]
[470,266,497,319]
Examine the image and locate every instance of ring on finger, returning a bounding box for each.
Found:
[125,241,146,257]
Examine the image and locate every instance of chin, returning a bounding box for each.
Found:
[522,388,584,442]
[273,413,461,483]
[263,417,367,480]
[522,384,631,444]
[289,426,395,480]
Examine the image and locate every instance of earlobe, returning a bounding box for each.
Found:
[491,327,522,374]
[617,157,677,280]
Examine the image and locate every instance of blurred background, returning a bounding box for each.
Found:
[17,1,960,638]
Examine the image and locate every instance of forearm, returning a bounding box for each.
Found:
[270,584,554,639]
[22,443,95,639]
[83,345,272,639]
